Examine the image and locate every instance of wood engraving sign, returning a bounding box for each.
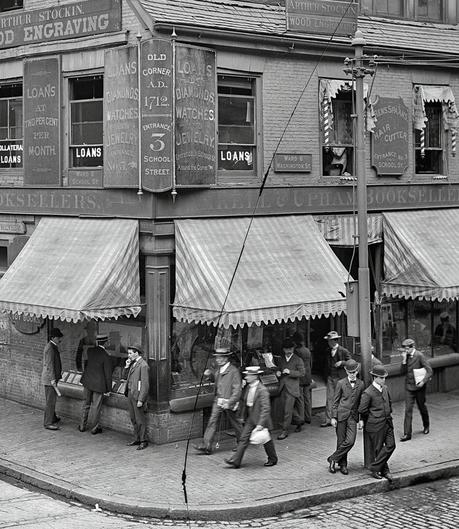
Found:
[140,39,173,192]
[23,56,60,186]
[175,44,216,186]
[371,96,409,176]
[0,0,121,50]
[104,46,139,188]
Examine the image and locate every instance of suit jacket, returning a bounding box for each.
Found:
[126,357,150,402]
[211,364,242,409]
[325,345,352,380]
[276,353,305,397]
[41,341,62,386]
[331,377,365,422]
[358,384,393,433]
[239,382,273,430]
[401,349,433,391]
[81,346,112,393]
[294,344,312,386]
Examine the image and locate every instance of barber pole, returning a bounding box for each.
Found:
[452,129,457,157]
[420,127,425,158]
[323,97,331,150]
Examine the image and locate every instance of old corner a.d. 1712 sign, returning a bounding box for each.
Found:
[371,96,409,176]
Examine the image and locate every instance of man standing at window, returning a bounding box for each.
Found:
[41,328,63,431]
[400,338,433,442]
[321,331,352,427]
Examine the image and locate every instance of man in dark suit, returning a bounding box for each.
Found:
[275,338,305,440]
[400,338,433,442]
[124,344,150,450]
[292,331,313,427]
[41,328,64,431]
[321,331,352,427]
[79,333,112,434]
[224,366,278,469]
[358,364,396,480]
[327,359,364,475]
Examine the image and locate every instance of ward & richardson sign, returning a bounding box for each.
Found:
[0,0,121,50]
[286,0,358,37]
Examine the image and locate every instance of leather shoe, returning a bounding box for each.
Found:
[264,460,277,467]
[277,431,288,440]
[294,424,302,433]
[194,444,212,455]
[339,465,349,475]
[127,440,141,446]
[91,426,103,435]
[327,457,336,474]
[136,442,148,451]
[371,471,382,480]
[382,472,393,481]
[320,422,331,427]
[400,434,411,442]
[224,458,240,468]
[44,424,59,431]
[423,427,429,435]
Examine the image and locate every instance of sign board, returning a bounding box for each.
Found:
[0,141,22,168]
[286,0,358,36]
[371,96,409,176]
[23,56,61,186]
[274,153,312,172]
[104,46,139,188]
[175,44,216,186]
[0,0,121,50]
[0,221,25,234]
[140,39,173,192]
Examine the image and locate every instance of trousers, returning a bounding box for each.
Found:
[80,388,104,430]
[43,385,58,427]
[126,393,148,442]
[203,401,242,449]
[230,421,277,467]
[366,420,396,474]
[403,386,429,436]
[328,417,358,466]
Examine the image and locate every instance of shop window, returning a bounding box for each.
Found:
[415,102,444,174]
[0,83,23,169]
[218,75,257,177]
[0,1,23,12]
[69,76,103,168]
[321,85,354,176]
[0,244,8,276]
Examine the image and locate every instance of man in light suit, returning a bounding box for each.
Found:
[275,338,305,440]
[327,359,365,475]
[224,366,278,469]
[79,333,112,434]
[124,344,150,450]
[41,328,64,431]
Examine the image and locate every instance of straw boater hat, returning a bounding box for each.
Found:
[243,366,264,376]
[213,347,232,356]
[96,333,108,344]
[324,331,341,340]
[401,338,415,347]
[370,365,388,378]
[344,359,360,373]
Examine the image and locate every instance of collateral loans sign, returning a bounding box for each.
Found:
[0,0,121,49]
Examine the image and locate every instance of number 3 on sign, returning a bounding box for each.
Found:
[150,133,165,152]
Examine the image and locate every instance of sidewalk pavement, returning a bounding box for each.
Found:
[0,391,458,521]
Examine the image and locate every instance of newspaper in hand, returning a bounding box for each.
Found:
[413,367,427,385]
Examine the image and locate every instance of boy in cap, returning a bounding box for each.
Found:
[275,337,305,440]
[79,333,112,434]
[399,338,433,442]
[358,364,395,480]
[194,347,242,455]
[224,366,278,469]
[41,328,64,430]
[321,331,352,427]
[327,359,364,475]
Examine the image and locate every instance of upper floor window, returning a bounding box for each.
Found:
[416,0,443,22]
[361,0,446,22]
[0,83,23,169]
[69,76,103,168]
[415,102,444,174]
[218,75,257,176]
[0,1,23,13]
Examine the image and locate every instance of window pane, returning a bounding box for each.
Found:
[71,77,103,100]
[426,105,441,148]
[218,96,254,143]
[71,122,103,145]
[0,1,23,13]
[415,149,442,173]
[0,101,7,137]
[374,0,403,16]
[0,140,23,168]
[418,0,442,21]
[71,102,103,144]
[9,98,22,138]
[433,302,457,356]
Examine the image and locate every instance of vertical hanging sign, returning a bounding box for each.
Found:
[23,56,60,186]
[104,46,139,188]
[140,39,173,192]
[175,44,216,186]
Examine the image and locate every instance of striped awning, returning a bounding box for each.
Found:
[173,215,351,328]
[314,214,383,247]
[381,209,459,301]
[0,218,141,322]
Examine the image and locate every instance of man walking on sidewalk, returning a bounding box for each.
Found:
[79,334,112,434]
[400,338,433,442]
[41,328,64,431]
[327,359,364,475]
[224,366,278,469]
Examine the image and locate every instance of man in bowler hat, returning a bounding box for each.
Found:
[41,328,64,431]
[194,347,242,455]
[224,366,278,469]
[79,333,112,434]
[327,359,364,475]
[124,344,150,450]
[322,331,352,427]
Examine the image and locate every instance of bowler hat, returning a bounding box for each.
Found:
[213,347,232,356]
[243,365,264,376]
[324,331,341,340]
[402,338,415,347]
[344,359,360,373]
[282,338,295,349]
[50,328,63,338]
[128,344,144,356]
[96,333,108,343]
[370,365,388,378]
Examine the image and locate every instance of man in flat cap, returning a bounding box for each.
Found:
[327,359,364,475]
[399,338,433,442]
[224,366,278,469]
[358,365,395,480]
[321,331,352,427]
[79,333,112,434]
[124,344,150,450]
[194,347,242,455]
[275,337,305,440]
[41,328,64,431]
